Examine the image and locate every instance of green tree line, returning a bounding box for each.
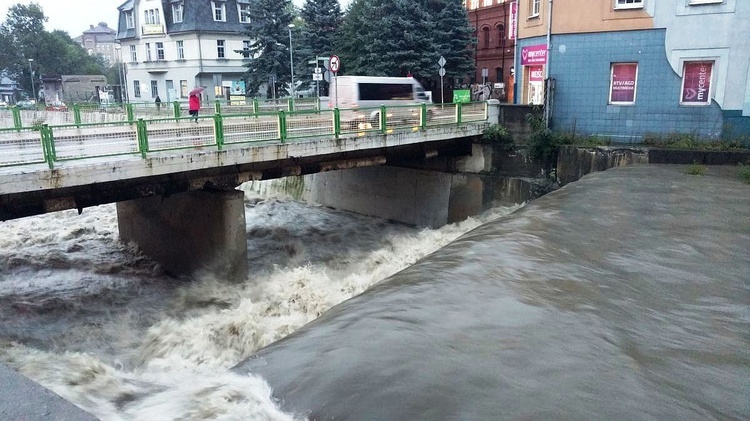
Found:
[242,0,475,99]
[0,2,114,100]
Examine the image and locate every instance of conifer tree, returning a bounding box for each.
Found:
[240,0,296,98]
[336,0,474,87]
[299,0,342,93]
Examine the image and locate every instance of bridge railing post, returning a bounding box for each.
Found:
[12,106,22,131]
[40,124,56,169]
[278,110,287,142]
[136,118,148,158]
[215,100,221,115]
[456,103,463,126]
[420,103,427,130]
[213,114,224,150]
[380,105,387,134]
[333,108,341,139]
[126,103,135,125]
[253,98,259,115]
[173,101,181,122]
[288,97,294,112]
[73,104,82,128]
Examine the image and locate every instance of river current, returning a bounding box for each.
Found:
[1,165,748,420]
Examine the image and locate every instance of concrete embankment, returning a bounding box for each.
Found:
[0,363,98,420]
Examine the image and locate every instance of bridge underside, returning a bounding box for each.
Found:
[0,138,473,221]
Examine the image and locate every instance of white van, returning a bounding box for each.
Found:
[329,76,430,124]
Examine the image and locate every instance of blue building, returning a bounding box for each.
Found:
[514,0,749,141]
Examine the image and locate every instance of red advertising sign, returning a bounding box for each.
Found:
[681,61,713,104]
[609,63,638,103]
[529,66,544,82]
[521,44,547,66]
[509,2,517,41]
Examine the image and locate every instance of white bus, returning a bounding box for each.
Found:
[329,76,431,126]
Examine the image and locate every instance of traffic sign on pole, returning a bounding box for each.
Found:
[438,56,446,104]
[330,55,340,74]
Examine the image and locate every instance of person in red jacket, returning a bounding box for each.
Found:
[188,92,200,123]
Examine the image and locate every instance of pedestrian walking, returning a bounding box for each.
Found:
[188,92,200,123]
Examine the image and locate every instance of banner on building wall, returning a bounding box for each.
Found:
[509,2,517,41]
[610,63,638,103]
[529,66,544,82]
[681,61,713,104]
[521,44,547,66]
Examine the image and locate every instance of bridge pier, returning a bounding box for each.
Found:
[116,189,248,282]
[305,166,483,228]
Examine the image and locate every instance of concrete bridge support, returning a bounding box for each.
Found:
[304,166,484,228]
[116,189,248,282]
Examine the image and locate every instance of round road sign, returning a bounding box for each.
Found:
[330,55,340,73]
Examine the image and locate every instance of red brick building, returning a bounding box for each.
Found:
[466,0,516,102]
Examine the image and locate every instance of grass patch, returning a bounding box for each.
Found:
[643,132,749,151]
[685,163,708,176]
[738,164,750,184]
[480,124,514,149]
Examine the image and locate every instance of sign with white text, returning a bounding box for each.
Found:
[529,66,544,82]
[509,2,517,41]
[521,44,547,66]
[609,63,638,103]
[681,61,713,104]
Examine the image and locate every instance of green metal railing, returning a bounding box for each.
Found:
[0,102,488,169]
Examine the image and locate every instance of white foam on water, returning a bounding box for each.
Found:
[0,183,522,420]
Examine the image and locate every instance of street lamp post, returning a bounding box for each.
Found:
[114,44,126,103]
[27,59,35,101]
[288,23,295,99]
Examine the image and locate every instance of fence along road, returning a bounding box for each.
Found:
[0,100,487,170]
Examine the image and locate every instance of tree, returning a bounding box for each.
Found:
[298,0,342,94]
[0,2,107,98]
[240,0,296,98]
[336,0,474,93]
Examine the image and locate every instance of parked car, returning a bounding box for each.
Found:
[45,101,67,111]
[16,99,36,110]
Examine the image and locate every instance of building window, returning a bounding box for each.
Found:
[497,24,505,47]
[145,43,151,61]
[614,0,643,9]
[172,3,184,23]
[496,67,503,82]
[180,80,188,98]
[125,11,135,29]
[156,42,165,60]
[129,45,137,62]
[238,3,251,23]
[467,0,478,10]
[177,40,185,59]
[688,0,723,4]
[212,1,226,22]
[530,0,540,16]
[217,40,226,58]
[133,80,141,98]
[680,61,713,105]
[482,0,492,6]
[242,40,251,57]
[609,63,638,104]
[151,80,158,98]
[144,9,160,24]
[482,27,490,49]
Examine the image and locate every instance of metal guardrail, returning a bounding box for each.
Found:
[0,98,321,130]
[0,102,488,169]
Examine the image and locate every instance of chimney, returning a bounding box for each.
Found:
[90,25,94,29]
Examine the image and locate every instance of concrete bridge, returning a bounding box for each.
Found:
[0,101,510,281]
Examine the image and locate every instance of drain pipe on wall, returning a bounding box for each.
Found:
[544,0,553,128]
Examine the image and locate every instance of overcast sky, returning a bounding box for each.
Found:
[0,0,350,36]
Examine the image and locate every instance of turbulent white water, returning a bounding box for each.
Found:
[0,182,520,420]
